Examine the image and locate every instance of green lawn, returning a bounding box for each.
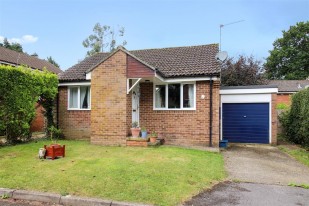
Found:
[279,145,309,168]
[0,140,226,205]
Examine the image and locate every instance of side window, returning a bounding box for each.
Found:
[69,87,78,109]
[68,86,91,109]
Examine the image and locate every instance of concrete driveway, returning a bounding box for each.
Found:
[184,144,309,206]
[223,144,309,185]
[184,181,309,206]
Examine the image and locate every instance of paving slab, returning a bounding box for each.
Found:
[12,190,61,204]
[0,188,152,206]
[0,188,15,198]
[111,200,151,206]
[60,195,112,206]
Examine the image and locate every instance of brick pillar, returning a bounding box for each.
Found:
[90,50,128,145]
[212,80,220,146]
[271,93,278,145]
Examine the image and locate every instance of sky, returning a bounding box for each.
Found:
[0,0,308,70]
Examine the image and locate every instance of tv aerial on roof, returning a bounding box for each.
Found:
[215,51,228,62]
[220,20,245,51]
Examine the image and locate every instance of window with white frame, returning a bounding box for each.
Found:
[154,83,195,110]
[68,86,91,109]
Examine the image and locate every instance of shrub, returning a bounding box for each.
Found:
[280,88,309,148]
[0,65,58,144]
[48,125,63,143]
[276,103,289,110]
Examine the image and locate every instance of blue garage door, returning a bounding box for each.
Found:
[222,103,269,143]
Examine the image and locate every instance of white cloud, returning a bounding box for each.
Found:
[21,35,38,43]
[0,35,38,44]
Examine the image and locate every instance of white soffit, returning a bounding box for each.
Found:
[58,82,91,86]
[86,72,91,80]
[220,88,278,94]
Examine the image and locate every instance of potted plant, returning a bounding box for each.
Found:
[48,125,61,145]
[150,131,157,143]
[44,126,65,160]
[141,127,147,138]
[130,121,141,138]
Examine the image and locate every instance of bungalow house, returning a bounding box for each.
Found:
[268,80,309,106]
[0,46,62,132]
[58,44,221,147]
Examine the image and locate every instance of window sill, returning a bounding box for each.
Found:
[153,108,196,111]
[67,108,91,111]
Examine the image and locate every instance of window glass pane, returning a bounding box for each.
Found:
[168,84,180,108]
[183,84,194,108]
[69,87,78,108]
[155,85,165,108]
[80,86,90,109]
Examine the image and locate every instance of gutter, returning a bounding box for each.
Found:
[209,77,213,147]
[56,93,59,129]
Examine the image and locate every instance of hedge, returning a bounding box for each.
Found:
[280,88,309,148]
[0,65,58,144]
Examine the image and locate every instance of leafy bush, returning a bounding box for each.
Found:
[0,65,58,144]
[280,88,309,148]
[276,103,289,110]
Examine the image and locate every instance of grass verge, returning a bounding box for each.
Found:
[288,183,309,189]
[0,140,226,205]
[278,145,309,168]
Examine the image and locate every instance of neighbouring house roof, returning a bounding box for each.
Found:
[59,44,220,82]
[268,80,309,93]
[0,46,62,74]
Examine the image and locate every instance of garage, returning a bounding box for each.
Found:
[222,103,269,143]
[220,86,278,144]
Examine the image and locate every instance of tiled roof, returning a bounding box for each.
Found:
[59,53,109,81]
[0,46,62,74]
[268,80,309,92]
[59,44,220,81]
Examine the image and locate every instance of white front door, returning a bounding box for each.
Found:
[132,84,140,126]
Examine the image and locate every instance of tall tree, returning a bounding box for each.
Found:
[47,56,60,68]
[221,55,266,86]
[82,23,127,56]
[264,21,309,80]
[0,38,23,53]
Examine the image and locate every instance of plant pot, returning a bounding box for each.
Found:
[44,144,65,160]
[131,128,141,138]
[141,131,147,138]
[150,136,157,143]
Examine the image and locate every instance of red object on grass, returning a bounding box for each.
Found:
[44,144,65,160]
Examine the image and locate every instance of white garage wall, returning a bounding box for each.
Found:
[220,89,276,144]
[221,93,271,103]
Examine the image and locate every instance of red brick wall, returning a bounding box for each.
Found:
[90,50,130,145]
[276,94,292,106]
[271,93,278,145]
[126,92,132,136]
[139,81,220,147]
[30,103,45,132]
[58,87,91,139]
